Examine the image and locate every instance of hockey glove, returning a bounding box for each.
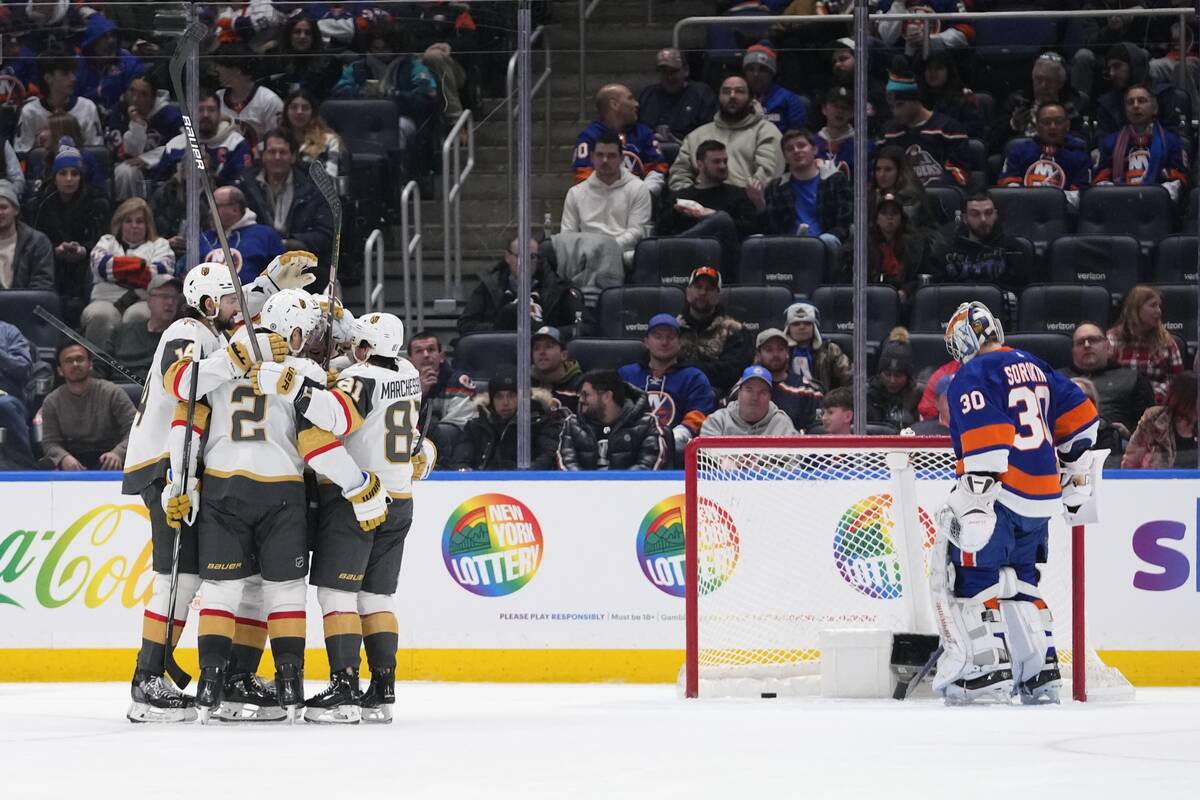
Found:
[945,473,1001,553]
[224,333,289,377]
[261,250,318,294]
[326,367,339,388]
[1060,450,1105,525]
[411,438,438,480]
[249,362,303,401]
[344,472,389,532]
[160,470,200,529]
[315,295,357,345]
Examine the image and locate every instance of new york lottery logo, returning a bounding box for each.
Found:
[637,495,688,597]
[832,494,935,600]
[443,494,543,597]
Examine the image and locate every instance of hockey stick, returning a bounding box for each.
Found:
[168,22,261,362]
[161,360,198,692]
[33,306,144,387]
[308,161,342,368]
[893,645,943,701]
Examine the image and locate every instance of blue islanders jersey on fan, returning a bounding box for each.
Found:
[573,120,667,184]
[948,347,1098,518]
[997,134,1092,191]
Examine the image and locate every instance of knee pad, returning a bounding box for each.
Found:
[149,572,201,620]
[198,578,246,616]
[357,591,395,617]
[317,586,358,616]
[262,577,307,614]
[930,535,1011,695]
[236,574,265,621]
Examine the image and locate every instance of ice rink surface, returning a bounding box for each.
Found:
[1,682,1198,799]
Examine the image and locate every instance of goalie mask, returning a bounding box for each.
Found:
[259,289,323,354]
[354,312,405,367]
[182,262,236,317]
[945,301,1004,363]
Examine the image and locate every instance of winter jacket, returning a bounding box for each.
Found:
[560,169,653,252]
[334,54,439,123]
[866,374,921,431]
[700,399,796,436]
[0,319,32,397]
[658,184,760,239]
[879,111,972,188]
[839,229,936,298]
[109,91,183,161]
[74,14,145,113]
[418,361,477,431]
[1094,42,1184,138]
[618,357,715,437]
[25,186,110,323]
[677,305,755,396]
[447,391,561,471]
[815,126,873,178]
[636,80,717,143]
[1121,405,1182,469]
[89,236,176,305]
[0,223,55,292]
[759,162,853,242]
[669,104,783,191]
[1062,360,1155,433]
[533,360,585,414]
[237,165,335,265]
[199,208,285,283]
[933,219,1028,295]
[148,118,253,185]
[457,256,591,339]
[788,338,852,393]
[998,134,1092,192]
[556,394,667,470]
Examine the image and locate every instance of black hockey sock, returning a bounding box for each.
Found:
[230,616,268,674]
[322,612,363,672]
[136,609,185,674]
[267,611,306,669]
[362,612,399,671]
[197,609,235,669]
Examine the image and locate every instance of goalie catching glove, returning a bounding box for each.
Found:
[1059,449,1105,525]
[345,472,389,532]
[160,469,200,529]
[945,473,1001,553]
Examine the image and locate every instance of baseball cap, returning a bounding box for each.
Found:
[688,265,722,289]
[785,302,819,326]
[739,365,773,388]
[532,325,564,346]
[832,37,855,52]
[647,313,680,333]
[656,48,684,69]
[148,274,183,292]
[823,85,853,107]
[755,327,788,349]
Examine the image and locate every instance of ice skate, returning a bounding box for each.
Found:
[274,662,304,722]
[194,665,225,725]
[215,672,287,722]
[1018,668,1062,705]
[360,667,395,724]
[127,670,197,723]
[942,669,1014,706]
[303,667,362,724]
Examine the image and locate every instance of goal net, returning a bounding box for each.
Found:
[683,436,1133,702]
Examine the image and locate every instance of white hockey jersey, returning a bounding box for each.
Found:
[333,360,423,499]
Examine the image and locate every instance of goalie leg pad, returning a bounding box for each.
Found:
[1002,575,1062,705]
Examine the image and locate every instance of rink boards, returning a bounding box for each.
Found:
[0,471,1198,684]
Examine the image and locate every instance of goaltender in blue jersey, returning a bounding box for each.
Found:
[932,301,1101,706]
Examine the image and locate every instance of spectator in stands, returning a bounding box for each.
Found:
[236,128,334,272]
[917,358,959,420]
[1108,285,1184,404]
[200,185,285,283]
[560,130,652,264]
[15,47,104,152]
[40,342,135,470]
[838,192,934,303]
[0,131,22,200]
[150,174,188,257]
[748,128,852,254]
[636,48,717,144]
[669,74,782,192]
[867,329,919,431]
[1071,376,1125,467]
[993,52,1084,151]
[1095,43,1185,138]
[658,140,758,276]
[23,113,89,203]
[281,89,346,180]
[84,198,176,354]
[530,326,584,414]
[1094,84,1190,202]
[0,320,35,469]
[917,50,985,139]
[1070,4,1169,99]
[409,331,477,448]
[742,44,807,134]
[702,364,797,436]
[75,13,145,115]
[269,12,342,101]
[1063,322,1155,436]
[112,274,181,383]
[149,89,253,190]
[1122,371,1198,469]
[458,236,589,338]
[26,139,110,327]
[752,327,822,431]
[213,0,283,50]
[812,385,854,435]
[447,366,560,470]
[213,42,285,145]
[815,86,869,177]
[876,1,975,59]
[908,375,953,436]
[880,60,971,189]
[558,369,667,470]
[0,181,53,292]
[110,76,183,201]
[785,302,851,391]
[619,313,715,459]
[677,266,754,397]
[872,144,939,230]
[333,19,439,144]
[997,101,1091,207]
[574,84,667,196]
[828,37,886,135]
[932,193,1027,295]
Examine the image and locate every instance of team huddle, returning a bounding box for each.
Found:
[123,251,432,724]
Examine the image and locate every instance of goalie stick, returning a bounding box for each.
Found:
[893,645,942,700]
[33,306,144,387]
[168,22,261,362]
[308,161,342,368]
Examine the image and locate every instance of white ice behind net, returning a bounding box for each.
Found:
[689,443,1133,700]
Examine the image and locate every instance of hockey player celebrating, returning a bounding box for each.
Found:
[123,255,316,723]
[252,311,430,723]
[935,301,1100,705]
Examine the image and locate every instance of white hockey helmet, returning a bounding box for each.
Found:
[945,301,1004,363]
[259,288,323,353]
[354,312,405,364]
[182,262,236,316]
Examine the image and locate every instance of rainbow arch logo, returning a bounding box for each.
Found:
[832,494,935,600]
[636,494,739,597]
[442,493,543,597]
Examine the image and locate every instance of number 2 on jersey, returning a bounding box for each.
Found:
[231,385,267,442]
[1009,384,1052,450]
[384,400,418,463]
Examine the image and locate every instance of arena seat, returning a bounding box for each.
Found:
[1005,333,1073,369]
[810,285,901,344]
[988,187,1068,256]
[718,285,794,335]
[908,285,1006,334]
[924,186,963,226]
[1152,235,1198,283]
[1078,185,1173,257]
[738,236,829,298]
[1048,235,1141,297]
[319,99,401,205]
[1017,284,1112,333]
[452,332,517,383]
[1155,283,1199,352]
[568,338,647,373]
[966,138,987,192]
[116,383,143,408]
[595,286,685,339]
[630,236,723,286]
[0,291,62,360]
[904,332,954,377]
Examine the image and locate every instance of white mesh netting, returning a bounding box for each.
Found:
[687,440,1133,701]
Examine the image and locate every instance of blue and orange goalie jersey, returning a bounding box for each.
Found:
[948,347,1098,519]
[572,120,667,184]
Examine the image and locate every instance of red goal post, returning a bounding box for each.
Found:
[684,435,1122,702]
